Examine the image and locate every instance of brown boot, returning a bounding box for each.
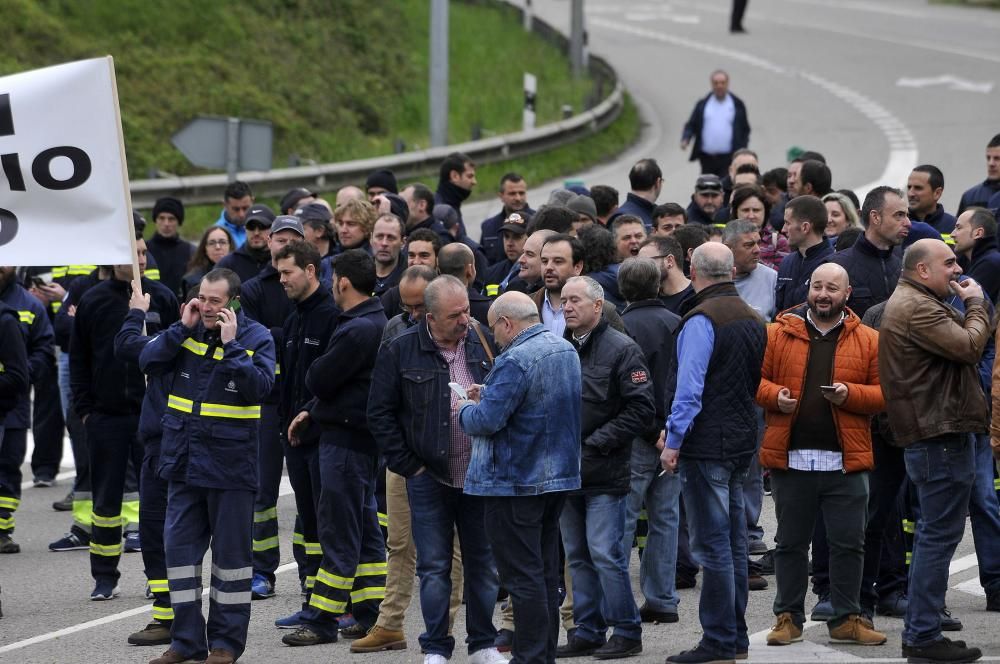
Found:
[828,614,887,645]
[350,625,407,653]
[204,648,236,664]
[766,612,803,646]
[148,649,203,664]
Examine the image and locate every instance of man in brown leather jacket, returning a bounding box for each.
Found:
[879,238,991,664]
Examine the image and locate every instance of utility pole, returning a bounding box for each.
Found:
[570,0,584,79]
[430,0,449,147]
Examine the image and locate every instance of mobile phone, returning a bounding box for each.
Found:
[819,385,838,393]
[31,272,53,288]
[226,297,241,313]
[448,382,467,400]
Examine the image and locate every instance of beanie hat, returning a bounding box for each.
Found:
[152,196,185,225]
[366,168,399,195]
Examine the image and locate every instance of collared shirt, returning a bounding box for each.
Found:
[700,93,736,155]
[431,329,475,488]
[666,315,714,449]
[541,293,566,338]
[788,310,846,472]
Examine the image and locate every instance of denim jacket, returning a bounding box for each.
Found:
[460,324,582,496]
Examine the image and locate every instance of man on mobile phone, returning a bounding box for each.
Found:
[756,263,887,649]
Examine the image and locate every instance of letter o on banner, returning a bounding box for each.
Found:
[0,208,18,247]
[32,146,92,190]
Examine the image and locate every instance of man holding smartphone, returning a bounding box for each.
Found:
[756,262,887,649]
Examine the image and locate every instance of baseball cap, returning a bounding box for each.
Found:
[695,174,723,193]
[280,187,315,213]
[270,215,305,237]
[244,204,276,229]
[500,212,529,235]
[295,202,333,223]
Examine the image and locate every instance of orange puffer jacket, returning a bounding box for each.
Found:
[757,304,884,472]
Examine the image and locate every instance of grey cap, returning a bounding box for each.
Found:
[566,194,597,222]
[695,174,723,193]
[270,215,305,237]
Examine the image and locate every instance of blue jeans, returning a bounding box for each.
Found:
[622,440,681,612]
[903,434,975,647]
[969,433,1000,595]
[561,493,641,643]
[744,408,766,542]
[407,472,497,657]
[679,456,750,658]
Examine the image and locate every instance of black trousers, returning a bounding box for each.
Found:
[31,363,65,480]
[284,439,322,595]
[140,441,172,623]
[87,412,142,583]
[485,493,566,664]
[731,0,748,31]
[698,153,733,178]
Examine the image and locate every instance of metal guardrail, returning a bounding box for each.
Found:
[129,5,624,209]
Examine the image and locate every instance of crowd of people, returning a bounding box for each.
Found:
[2,69,1000,664]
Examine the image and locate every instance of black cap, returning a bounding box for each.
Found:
[294,202,333,224]
[270,215,305,237]
[280,187,315,214]
[244,204,276,229]
[695,174,723,193]
[499,212,529,235]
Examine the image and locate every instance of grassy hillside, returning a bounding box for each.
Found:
[3,0,597,177]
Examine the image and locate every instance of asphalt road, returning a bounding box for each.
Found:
[5,1,1000,662]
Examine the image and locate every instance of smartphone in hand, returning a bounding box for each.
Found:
[448,382,467,400]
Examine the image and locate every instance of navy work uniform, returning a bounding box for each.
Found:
[140,308,275,661]
[289,296,388,643]
[0,300,28,611]
[240,264,293,594]
[0,278,55,548]
[70,277,179,596]
[115,306,176,633]
[278,283,341,607]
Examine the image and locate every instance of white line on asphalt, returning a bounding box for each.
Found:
[950,553,979,576]
[588,17,918,197]
[953,577,986,598]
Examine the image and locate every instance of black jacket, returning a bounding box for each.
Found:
[242,264,294,403]
[826,234,901,318]
[775,239,834,314]
[374,259,406,297]
[306,297,387,447]
[216,245,270,284]
[685,201,717,226]
[611,193,656,229]
[435,180,471,233]
[54,270,101,350]
[479,206,535,265]
[911,204,957,235]
[567,321,655,495]
[961,236,1000,304]
[146,233,194,297]
[621,299,681,444]
[70,277,178,418]
[958,179,1000,215]
[280,286,341,436]
[468,286,491,327]
[682,92,751,159]
[0,303,29,419]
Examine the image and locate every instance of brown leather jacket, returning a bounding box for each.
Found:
[879,277,991,447]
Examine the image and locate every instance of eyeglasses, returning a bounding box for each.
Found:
[401,302,426,315]
[489,315,508,333]
[206,239,230,247]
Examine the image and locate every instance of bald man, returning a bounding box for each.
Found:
[438,243,491,326]
[757,262,887,647]
[879,239,989,663]
[335,185,366,209]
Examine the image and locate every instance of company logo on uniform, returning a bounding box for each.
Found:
[631,370,648,384]
[226,380,237,393]
[180,371,190,379]
[304,337,320,346]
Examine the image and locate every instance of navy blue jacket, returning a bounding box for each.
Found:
[911,204,956,235]
[826,233,901,318]
[1,282,55,429]
[682,92,751,159]
[775,239,834,314]
[114,308,171,452]
[611,193,656,229]
[958,179,1000,215]
[216,245,270,284]
[685,200,717,226]
[369,321,492,482]
[280,286,341,435]
[0,303,29,419]
[960,236,1000,304]
[241,264,293,404]
[621,299,681,444]
[70,277,178,419]
[306,297,387,447]
[146,233,194,297]
[479,206,535,265]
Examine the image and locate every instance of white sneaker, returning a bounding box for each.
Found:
[469,647,509,664]
[424,655,448,664]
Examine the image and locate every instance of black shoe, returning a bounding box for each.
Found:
[495,628,514,652]
[639,604,678,623]
[987,588,1000,612]
[593,635,641,660]
[939,607,962,632]
[497,586,509,602]
[555,634,605,658]
[763,472,771,496]
[748,574,768,591]
[53,491,73,511]
[281,626,336,647]
[128,621,172,646]
[877,591,908,617]
[0,534,20,554]
[811,594,834,622]
[667,643,735,663]
[748,538,768,556]
[676,575,697,590]
[902,636,981,663]
[756,550,775,575]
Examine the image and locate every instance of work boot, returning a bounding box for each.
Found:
[593,634,642,659]
[828,614,887,645]
[281,625,336,647]
[0,533,20,554]
[128,621,172,646]
[148,649,202,664]
[901,637,981,663]
[350,625,407,653]
[556,632,605,657]
[205,648,235,664]
[340,622,367,639]
[766,613,802,646]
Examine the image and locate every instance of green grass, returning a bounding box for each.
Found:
[172,93,640,240]
[3,0,596,177]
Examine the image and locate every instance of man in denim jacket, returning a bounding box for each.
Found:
[459,291,582,664]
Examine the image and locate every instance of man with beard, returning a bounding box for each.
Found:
[950,207,1000,303]
[216,205,276,283]
[637,237,694,315]
[757,263,887,648]
[510,229,553,296]
[686,175,725,225]
[371,214,407,297]
[533,235,585,337]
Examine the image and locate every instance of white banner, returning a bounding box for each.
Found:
[0,57,134,266]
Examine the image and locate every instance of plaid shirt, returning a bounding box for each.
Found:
[433,331,475,488]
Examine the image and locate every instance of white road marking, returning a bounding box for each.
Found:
[897,75,994,94]
[588,18,918,197]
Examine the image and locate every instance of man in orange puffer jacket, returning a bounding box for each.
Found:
[756,263,887,649]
